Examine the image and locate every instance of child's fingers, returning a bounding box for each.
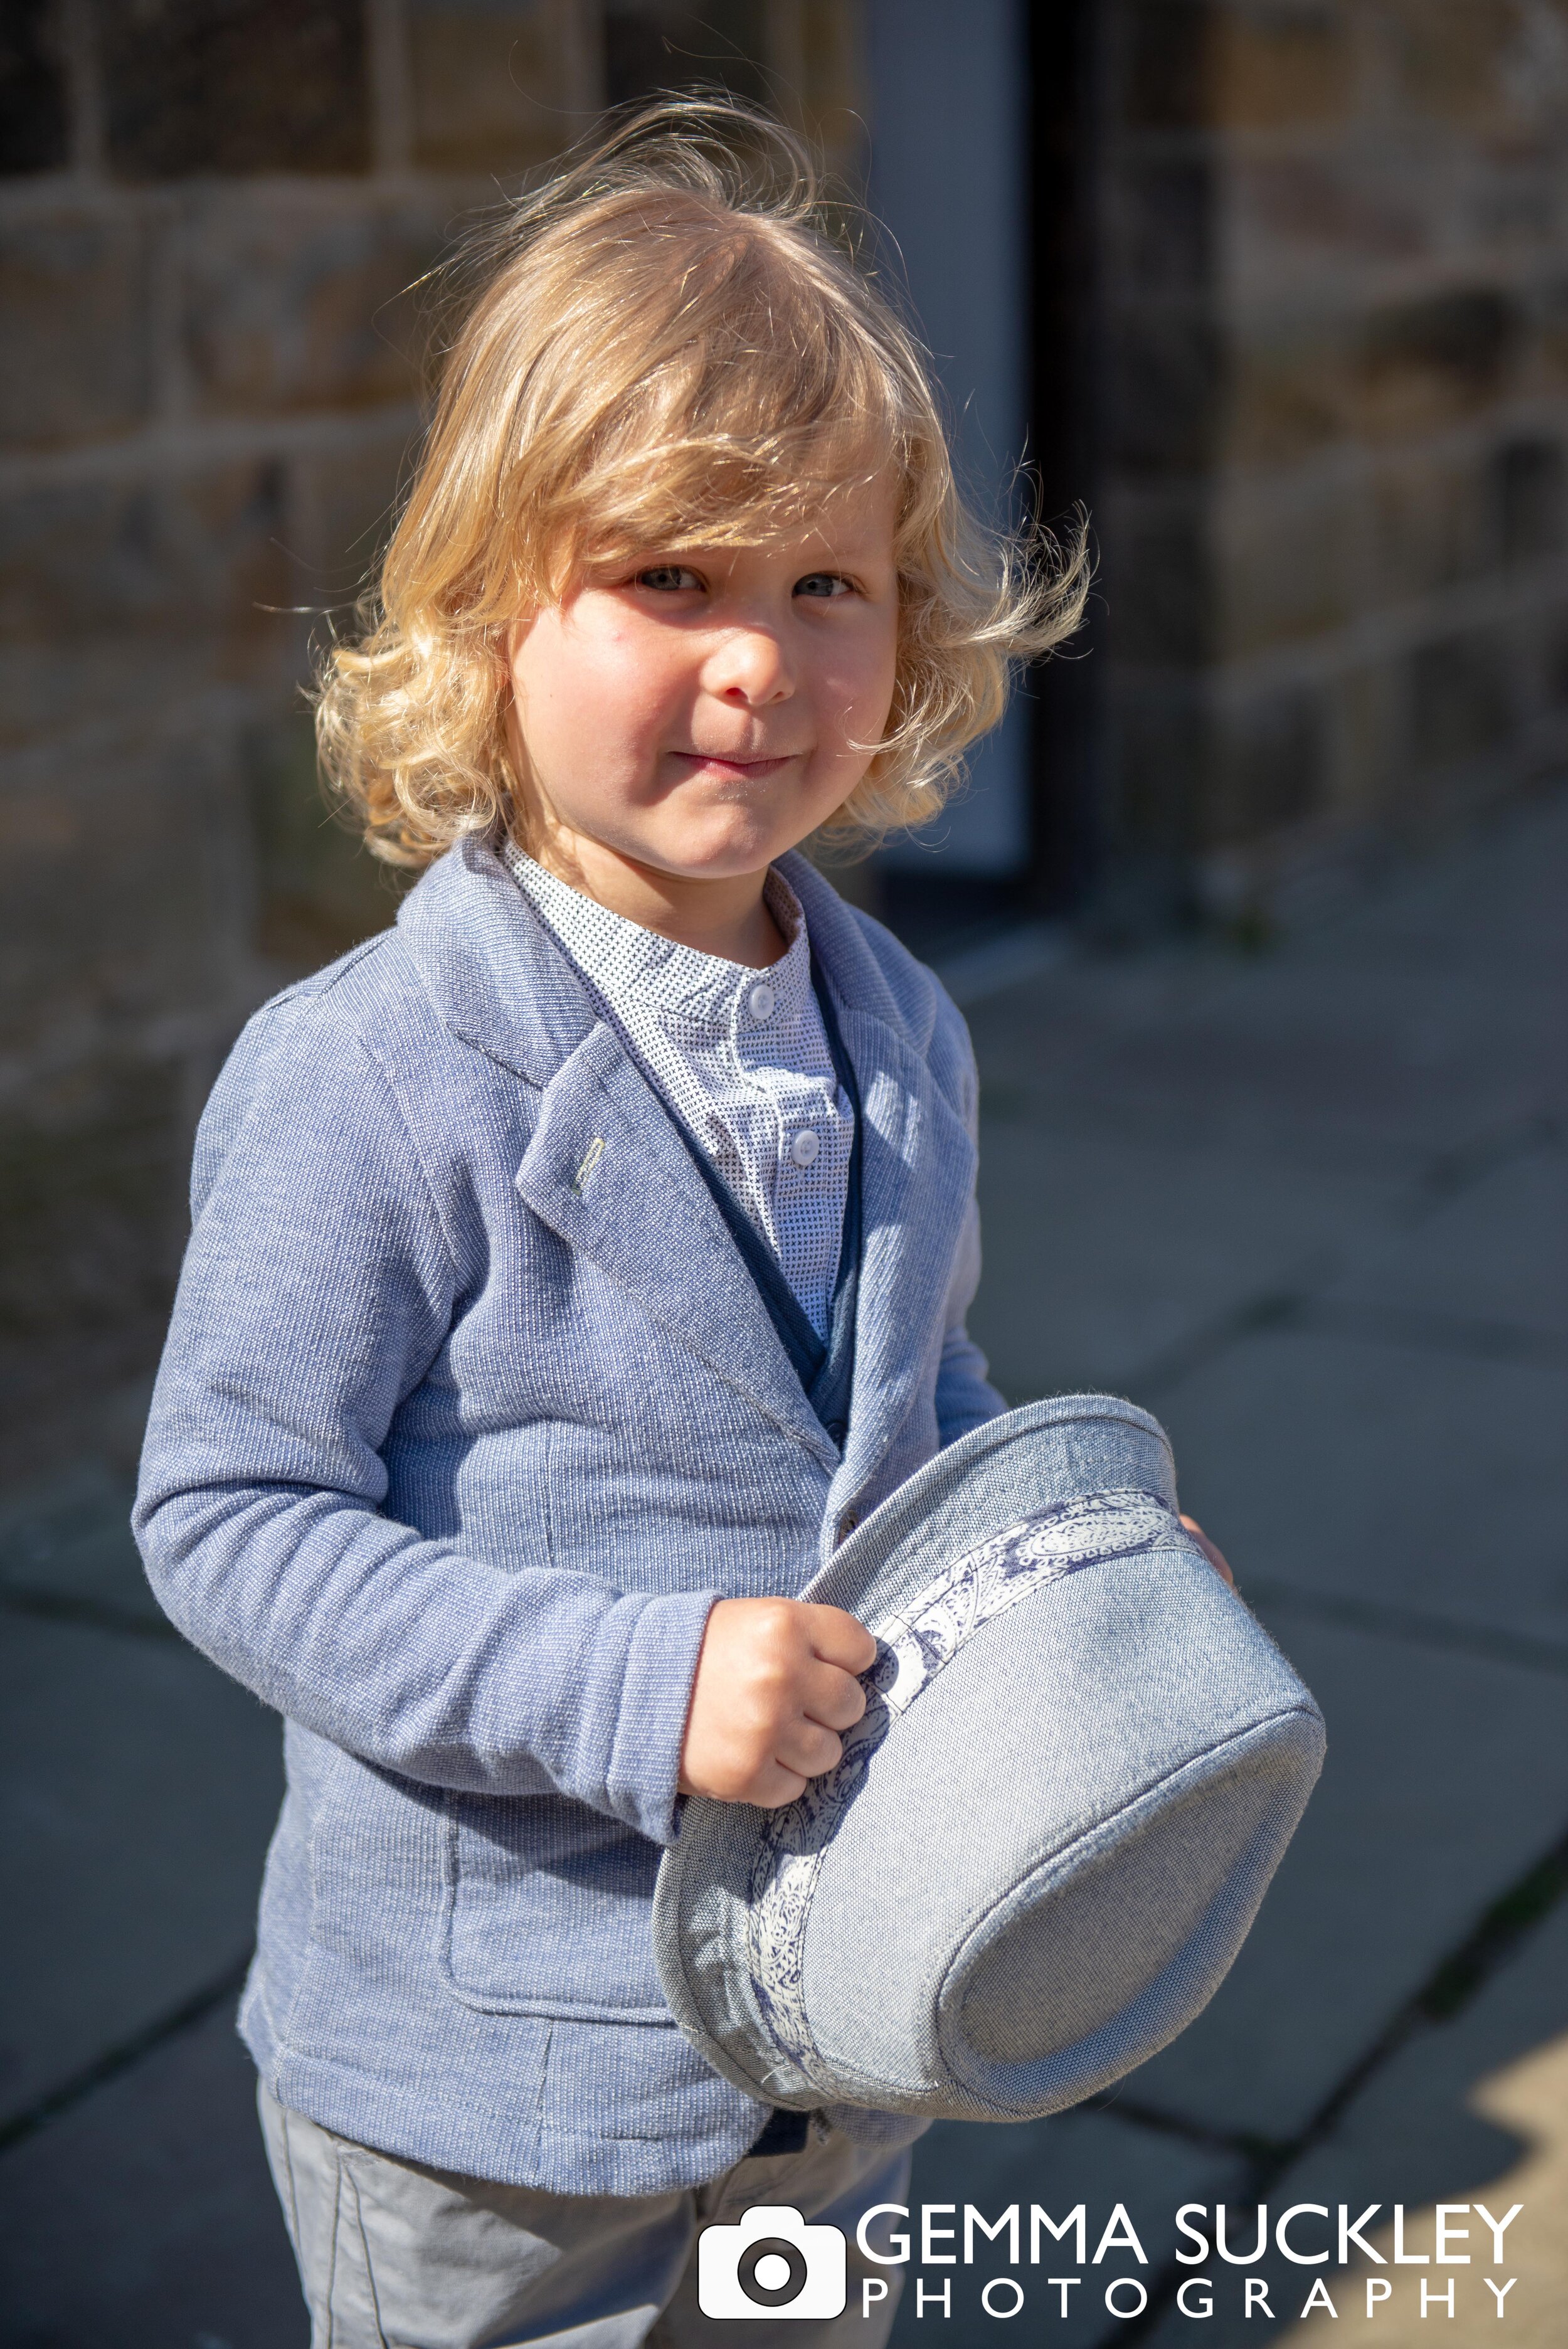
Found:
[748,1758,812,1810]
[799,1656,868,1733]
[800,1602,878,1674]
[775,1717,845,1781]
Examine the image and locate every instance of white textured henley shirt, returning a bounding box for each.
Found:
[503,846,854,1340]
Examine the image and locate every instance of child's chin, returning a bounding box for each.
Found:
[645,818,792,879]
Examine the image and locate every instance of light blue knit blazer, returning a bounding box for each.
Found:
[134,840,1004,2195]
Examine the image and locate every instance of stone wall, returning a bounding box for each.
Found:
[1096,0,1568,922]
[0,0,863,1483]
[8,0,1567,1478]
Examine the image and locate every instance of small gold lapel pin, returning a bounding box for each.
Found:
[571,1137,606,1194]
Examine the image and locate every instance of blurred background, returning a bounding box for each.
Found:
[0,4,1564,2343]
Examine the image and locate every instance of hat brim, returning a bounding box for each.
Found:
[654,1398,1325,2120]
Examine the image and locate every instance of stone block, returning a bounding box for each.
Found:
[1352,290,1523,440]
[1214,478,1362,659]
[893,2108,1241,2348]
[1101,489,1212,665]
[1105,306,1224,477]
[1470,146,1563,253]
[1161,1325,1568,1646]
[1103,675,1207,862]
[1380,0,1543,135]
[408,0,586,176]
[1227,315,1350,465]
[0,1058,188,1488]
[603,0,770,110]
[0,0,71,176]
[288,425,410,598]
[1207,681,1329,842]
[1529,270,1568,398]
[0,1611,282,2128]
[0,205,156,452]
[243,711,402,975]
[969,1115,1392,1403]
[100,0,371,180]
[1406,627,1514,772]
[1494,433,1565,565]
[1122,1615,1568,2138]
[0,729,267,1120]
[791,0,866,169]
[0,2001,305,2348]
[181,193,447,417]
[1230,154,1429,280]
[0,462,295,743]
[1370,447,1491,606]
[1324,655,1401,819]
[1118,1,1213,132]
[1105,157,1216,296]
[1211,0,1358,130]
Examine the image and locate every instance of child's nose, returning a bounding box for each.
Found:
[706,623,794,704]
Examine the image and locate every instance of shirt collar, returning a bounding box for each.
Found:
[501,844,812,1036]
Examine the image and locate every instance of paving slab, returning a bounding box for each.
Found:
[1141,1901,1568,2347]
[970,1120,1391,1401]
[0,1615,282,2128]
[1157,1327,1568,1649]
[1324,1142,1568,1345]
[1288,792,1568,989]
[1120,1614,1568,2142]
[891,2108,1241,2349]
[1059,958,1562,1179]
[0,1998,305,2349]
[0,1458,161,1628]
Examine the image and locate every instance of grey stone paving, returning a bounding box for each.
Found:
[900,789,1568,2348]
[3,789,1564,2345]
[1136,1903,1568,2348]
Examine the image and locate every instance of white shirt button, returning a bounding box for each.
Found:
[746,982,776,1024]
[790,1128,820,1168]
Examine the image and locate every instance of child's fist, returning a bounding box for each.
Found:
[677,1597,879,1808]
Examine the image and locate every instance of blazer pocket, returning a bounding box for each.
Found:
[440,1791,672,2022]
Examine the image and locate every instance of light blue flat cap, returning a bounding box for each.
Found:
[654,1397,1325,2122]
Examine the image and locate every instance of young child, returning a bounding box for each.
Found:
[135,99,1086,2346]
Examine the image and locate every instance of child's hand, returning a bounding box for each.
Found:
[1181,1515,1235,1588]
[678,1598,879,1808]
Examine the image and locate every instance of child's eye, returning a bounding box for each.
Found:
[634,565,703,593]
[795,572,853,599]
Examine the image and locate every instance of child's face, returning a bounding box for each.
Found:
[505,471,899,884]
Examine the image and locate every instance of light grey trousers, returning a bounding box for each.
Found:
[259,2083,911,2349]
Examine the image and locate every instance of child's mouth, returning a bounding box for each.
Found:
[672,751,798,782]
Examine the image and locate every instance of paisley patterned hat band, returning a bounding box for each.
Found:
[653,1396,1326,2124]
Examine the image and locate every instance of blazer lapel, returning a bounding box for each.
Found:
[401,844,839,1465]
[516,1026,839,1461]
[780,857,980,1517]
[831,1009,977,1507]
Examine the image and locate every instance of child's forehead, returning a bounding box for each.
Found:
[577,455,904,563]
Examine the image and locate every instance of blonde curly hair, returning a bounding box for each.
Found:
[316,96,1088,867]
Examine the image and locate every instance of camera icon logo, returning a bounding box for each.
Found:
[697,2203,848,2320]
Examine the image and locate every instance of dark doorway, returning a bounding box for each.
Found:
[1027,0,1101,915]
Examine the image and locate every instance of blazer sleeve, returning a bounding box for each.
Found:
[132,997,716,1847]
